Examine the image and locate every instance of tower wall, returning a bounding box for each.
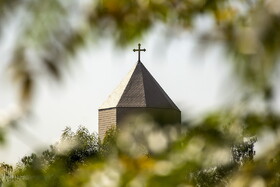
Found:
[116,107,181,127]
[99,107,181,140]
[98,108,117,140]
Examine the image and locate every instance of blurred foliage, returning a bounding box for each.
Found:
[231,137,256,165]
[0,162,13,184]
[0,123,262,186]
[0,0,280,186]
[0,109,278,186]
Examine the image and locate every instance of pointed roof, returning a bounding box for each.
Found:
[100,62,180,111]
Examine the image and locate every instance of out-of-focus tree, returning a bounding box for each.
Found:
[99,127,117,157]
[15,126,99,174]
[0,162,13,184]
[4,123,259,186]
[11,126,100,186]
[19,153,38,169]
[231,137,256,165]
[57,126,99,171]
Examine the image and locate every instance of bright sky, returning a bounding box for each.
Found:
[0,16,247,165]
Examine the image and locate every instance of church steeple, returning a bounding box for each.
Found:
[98,46,181,140]
[99,62,179,110]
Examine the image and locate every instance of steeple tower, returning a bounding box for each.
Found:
[98,45,181,140]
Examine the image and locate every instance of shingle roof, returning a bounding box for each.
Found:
[100,62,180,111]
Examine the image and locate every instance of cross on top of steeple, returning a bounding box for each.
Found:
[133,43,146,62]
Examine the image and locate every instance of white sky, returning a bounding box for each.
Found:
[0,24,241,164]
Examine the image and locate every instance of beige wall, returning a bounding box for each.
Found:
[98,107,181,140]
[98,108,116,140]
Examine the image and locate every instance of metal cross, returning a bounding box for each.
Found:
[133,43,146,62]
